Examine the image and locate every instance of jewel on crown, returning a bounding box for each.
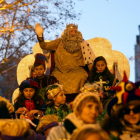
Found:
[66,23,78,29]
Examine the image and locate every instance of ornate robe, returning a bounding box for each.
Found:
[39,38,88,93]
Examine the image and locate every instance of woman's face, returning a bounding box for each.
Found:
[23,88,35,100]
[123,105,140,125]
[79,102,99,124]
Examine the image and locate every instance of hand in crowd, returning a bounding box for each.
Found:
[28,109,40,116]
[35,23,44,37]
[16,107,27,114]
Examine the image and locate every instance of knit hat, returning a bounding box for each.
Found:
[19,78,39,91]
[72,92,100,113]
[34,53,47,67]
[46,84,64,100]
[107,71,140,116]
[36,115,58,133]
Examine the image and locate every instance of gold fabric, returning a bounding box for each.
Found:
[0,96,15,113]
[47,86,62,99]
[0,119,30,136]
[42,39,88,93]
[36,115,58,132]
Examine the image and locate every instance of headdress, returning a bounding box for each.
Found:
[66,23,78,30]
[107,71,140,116]
[19,78,39,91]
[72,92,100,113]
[46,84,64,100]
[36,115,58,133]
[80,83,100,93]
[34,53,47,67]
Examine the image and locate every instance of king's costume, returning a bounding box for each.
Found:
[37,24,95,95]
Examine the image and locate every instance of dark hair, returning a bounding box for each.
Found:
[14,88,43,111]
[88,56,113,82]
[0,101,11,119]
[34,63,46,69]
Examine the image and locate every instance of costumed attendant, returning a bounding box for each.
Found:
[47,92,101,140]
[36,115,58,137]
[33,53,51,89]
[42,84,71,122]
[35,23,95,103]
[88,56,119,92]
[102,72,140,140]
[14,78,44,125]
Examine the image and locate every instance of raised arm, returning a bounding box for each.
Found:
[35,23,61,51]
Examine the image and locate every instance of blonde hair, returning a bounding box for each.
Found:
[76,96,100,115]
[70,126,110,140]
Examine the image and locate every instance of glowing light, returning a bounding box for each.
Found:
[87,37,130,79]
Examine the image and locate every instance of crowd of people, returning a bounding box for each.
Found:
[0,23,139,140]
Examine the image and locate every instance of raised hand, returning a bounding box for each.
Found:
[35,23,44,37]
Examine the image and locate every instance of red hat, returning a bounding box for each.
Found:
[34,53,47,66]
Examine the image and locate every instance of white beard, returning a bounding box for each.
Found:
[62,31,83,54]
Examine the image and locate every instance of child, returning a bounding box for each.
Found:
[36,115,58,137]
[47,92,102,140]
[88,56,119,92]
[43,84,71,122]
[102,73,140,140]
[33,53,50,89]
[14,78,44,120]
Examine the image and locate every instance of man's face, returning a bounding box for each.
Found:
[69,28,77,36]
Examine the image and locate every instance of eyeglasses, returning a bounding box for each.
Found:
[123,106,140,115]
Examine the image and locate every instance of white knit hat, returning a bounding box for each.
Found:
[72,92,100,113]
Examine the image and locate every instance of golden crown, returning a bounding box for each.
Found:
[66,23,78,29]
[104,86,111,91]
